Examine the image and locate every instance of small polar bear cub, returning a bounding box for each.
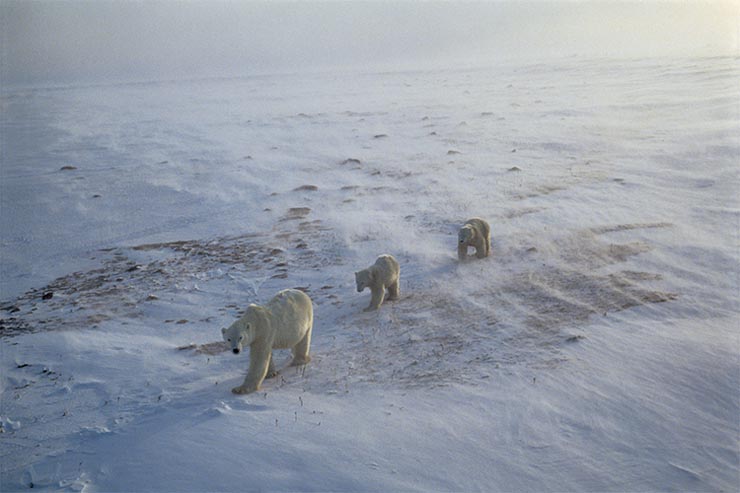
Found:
[222,288,313,395]
[458,217,491,261]
[355,254,401,312]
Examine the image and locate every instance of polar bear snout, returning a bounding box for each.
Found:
[232,348,241,355]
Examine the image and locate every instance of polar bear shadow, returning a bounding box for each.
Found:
[198,400,270,420]
[227,400,270,412]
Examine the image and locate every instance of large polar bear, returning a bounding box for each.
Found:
[458,217,491,261]
[221,288,313,394]
[355,254,400,312]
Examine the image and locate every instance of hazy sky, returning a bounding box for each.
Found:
[2,1,738,85]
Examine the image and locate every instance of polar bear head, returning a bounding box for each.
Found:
[222,321,249,355]
[355,269,373,293]
[458,225,476,244]
[221,304,269,355]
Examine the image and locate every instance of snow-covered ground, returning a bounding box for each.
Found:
[1,55,738,492]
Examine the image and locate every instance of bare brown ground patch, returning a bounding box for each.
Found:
[0,214,331,336]
[1,220,676,394]
[308,223,677,391]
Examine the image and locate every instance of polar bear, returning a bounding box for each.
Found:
[355,254,400,312]
[458,217,491,261]
[221,288,313,394]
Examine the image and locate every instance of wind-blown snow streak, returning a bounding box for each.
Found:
[1,55,738,491]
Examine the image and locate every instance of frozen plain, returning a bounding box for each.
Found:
[1,55,739,491]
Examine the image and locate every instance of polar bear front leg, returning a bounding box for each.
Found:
[387,280,400,301]
[458,243,469,261]
[232,343,272,394]
[365,285,385,311]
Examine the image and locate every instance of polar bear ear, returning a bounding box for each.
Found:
[221,327,226,336]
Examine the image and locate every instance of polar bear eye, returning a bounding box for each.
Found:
[227,338,231,342]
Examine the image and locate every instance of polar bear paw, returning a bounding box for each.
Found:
[290,355,311,366]
[231,384,257,395]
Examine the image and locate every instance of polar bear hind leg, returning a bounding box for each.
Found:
[483,226,492,257]
[475,237,488,258]
[290,328,312,366]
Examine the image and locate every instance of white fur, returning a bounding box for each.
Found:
[355,254,401,311]
[458,217,491,261]
[221,289,313,394]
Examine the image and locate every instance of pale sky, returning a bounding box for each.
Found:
[1,1,738,85]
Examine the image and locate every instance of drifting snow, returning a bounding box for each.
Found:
[1,56,739,491]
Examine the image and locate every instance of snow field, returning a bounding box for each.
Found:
[1,55,738,491]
